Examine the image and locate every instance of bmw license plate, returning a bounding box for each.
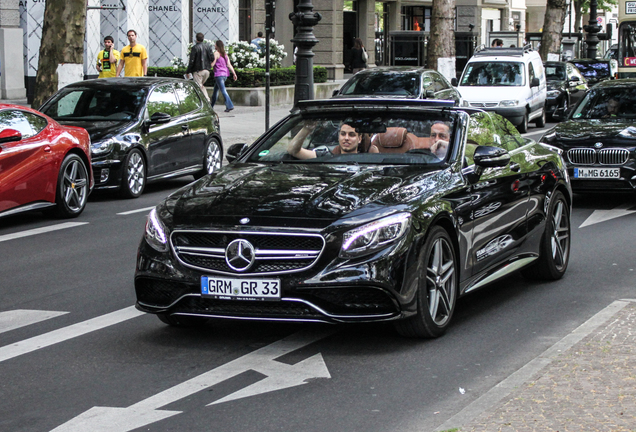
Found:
[201,276,281,301]
[573,167,620,179]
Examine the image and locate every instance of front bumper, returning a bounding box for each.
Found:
[91,159,123,191]
[568,164,636,192]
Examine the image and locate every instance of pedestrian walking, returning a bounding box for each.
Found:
[116,29,148,77]
[350,38,367,74]
[210,40,238,113]
[186,32,214,101]
[96,36,120,78]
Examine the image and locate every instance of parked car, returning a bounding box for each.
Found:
[39,77,223,198]
[332,66,462,105]
[134,98,572,338]
[459,46,547,133]
[543,61,589,119]
[567,58,617,86]
[0,104,92,219]
[540,79,636,193]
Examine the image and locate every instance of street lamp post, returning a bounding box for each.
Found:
[583,0,601,58]
[289,0,322,106]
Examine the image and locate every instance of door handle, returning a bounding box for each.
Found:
[44,145,52,152]
[510,162,520,172]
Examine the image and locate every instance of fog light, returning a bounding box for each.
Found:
[100,168,110,183]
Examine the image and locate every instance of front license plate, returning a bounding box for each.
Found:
[573,167,620,179]
[201,276,281,301]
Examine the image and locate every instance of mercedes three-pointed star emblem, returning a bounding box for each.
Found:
[225,239,256,272]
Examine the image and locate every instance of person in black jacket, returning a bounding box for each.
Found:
[350,38,367,74]
[186,33,214,101]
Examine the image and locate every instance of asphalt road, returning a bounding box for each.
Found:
[2,121,636,432]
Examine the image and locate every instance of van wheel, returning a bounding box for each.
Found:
[535,109,546,128]
[517,113,528,133]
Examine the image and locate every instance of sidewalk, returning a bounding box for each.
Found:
[436,299,636,432]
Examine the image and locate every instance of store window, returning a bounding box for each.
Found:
[239,0,252,41]
[375,2,389,65]
[402,6,431,32]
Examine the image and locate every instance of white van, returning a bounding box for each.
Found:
[458,46,547,132]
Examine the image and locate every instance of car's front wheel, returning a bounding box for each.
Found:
[52,154,90,218]
[394,226,458,338]
[535,108,546,128]
[120,149,146,198]
[517,112,529,133]
[523,190,570,280]
[194,138,222,180]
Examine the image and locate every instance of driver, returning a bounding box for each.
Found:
[287,121,379,159]
[603,97,621,118]
[411,121,451,158]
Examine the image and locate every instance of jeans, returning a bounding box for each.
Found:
[211,76,234,110]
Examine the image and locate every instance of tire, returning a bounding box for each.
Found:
[394,226,458,338]
[157,313,208,327]
[535,108,546,128]
[517,113,528,133]
[522,191,571,280]
[194,138,222,180]
[120,149,146,198]
[52,154,90,218]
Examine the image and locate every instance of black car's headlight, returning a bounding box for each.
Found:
[340,213,411,259]
[145,208,170,252]
[547,90,561,98]
[91,138,115,155]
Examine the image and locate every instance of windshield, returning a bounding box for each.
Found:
[460,62,524,86]
[245,111,456,166]
[545,64,567,81]
[42,87,148,121]
[569,61,610,80]
[339,73,421,96]
[571,87,636,120]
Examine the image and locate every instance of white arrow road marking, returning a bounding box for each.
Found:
[0,222,88,243]
[0,306,144,363]
[579,202,636,228]
[50,327,336,432]
[0,310,68,335]
[116,206,155,216]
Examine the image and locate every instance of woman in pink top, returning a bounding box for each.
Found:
[210,40,238,112]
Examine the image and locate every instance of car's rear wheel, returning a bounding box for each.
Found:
[157,313,208,327]
[517,113,528,133]
[535,108,546,128]
[522,190,570,280]
[194,138,222,180]
[120,149,146,198]
[52,154,89,218]
[394,226,458,338]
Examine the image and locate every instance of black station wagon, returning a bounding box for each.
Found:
[40,77,223,198]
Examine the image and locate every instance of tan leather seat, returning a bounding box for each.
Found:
[372,127,416,154]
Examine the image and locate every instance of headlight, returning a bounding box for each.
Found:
[91,138,115,155]
[547,90,560,98]
[145,208,169,252]
[340,213,411,258]
[499,100,519,107]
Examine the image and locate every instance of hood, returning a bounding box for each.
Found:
[545,120,636,145]
[458,86,525,103]
[169,163,439,225]
[55,119,136,143]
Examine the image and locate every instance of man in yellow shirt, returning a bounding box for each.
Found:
[116,29,148,77]
[96,36,120,78]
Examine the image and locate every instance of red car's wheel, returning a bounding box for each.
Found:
[53,154,89,218]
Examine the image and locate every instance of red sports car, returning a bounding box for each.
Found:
[0,104,93,219]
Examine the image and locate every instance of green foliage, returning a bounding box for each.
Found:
[147,66,328,88]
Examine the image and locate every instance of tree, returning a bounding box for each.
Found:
[573,0,617,36]
[427,0,456,81]
[540,0,569,61]
[32,0,86,108]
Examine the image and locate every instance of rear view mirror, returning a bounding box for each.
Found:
[451,77,458,86]
[332,89,340,97]
[0,128,22,144]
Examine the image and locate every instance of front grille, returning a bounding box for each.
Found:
[175,296,323,319]
[470,102,498,108]
[568,147,630,165]
[171,230,325,275]
[599,148,629,165]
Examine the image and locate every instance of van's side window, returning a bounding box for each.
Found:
[528,63,536,83]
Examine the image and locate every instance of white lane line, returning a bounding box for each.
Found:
[117,207,155,216]
[0,310,69,335]
[0,306,145,363]
[0,222,88,243]
[579,202,636,228]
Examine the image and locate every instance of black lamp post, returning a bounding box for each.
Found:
[289,0,322,106]
[583,0,601,58]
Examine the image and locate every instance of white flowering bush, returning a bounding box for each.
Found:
[170,56,186,69]
[228,39,287,69]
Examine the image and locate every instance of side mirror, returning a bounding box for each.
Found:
[0,128,22,144]
[530,77,540,88]
[149,112,171,124]
[226,143,248,163]
[425,90,435,98]
[474,146,511,168]
[451,77,458,86]
[569,76,580,83]
[332,89,340,97]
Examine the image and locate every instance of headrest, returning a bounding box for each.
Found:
[372,127,408,148]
